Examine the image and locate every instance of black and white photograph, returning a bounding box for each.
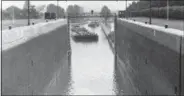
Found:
[0,0,184,95]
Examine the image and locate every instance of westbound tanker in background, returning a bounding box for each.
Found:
[44,12,56,20]
[118,10,124,18]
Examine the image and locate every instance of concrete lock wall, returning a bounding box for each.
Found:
[2,20,69,95]
[116,19,184,95]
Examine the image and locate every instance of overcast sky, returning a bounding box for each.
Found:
[1,1,135,12]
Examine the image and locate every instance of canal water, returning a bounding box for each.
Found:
[67,22,117,95]
[44,21,123,95]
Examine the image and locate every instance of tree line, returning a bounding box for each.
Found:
[2,1,112,20]
[127,0,184,11]
[2,1,65,20]
[66,4,84,17]
[125,0,184,19]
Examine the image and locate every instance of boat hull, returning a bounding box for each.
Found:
[72,35,98,42]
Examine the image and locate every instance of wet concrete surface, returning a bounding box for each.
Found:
[44,21,126,95]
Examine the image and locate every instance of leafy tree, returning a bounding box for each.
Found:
[125,0,184,19]
[91,10,94,14]
[22,1,39,19]
[2,10,11,20]
[23,1,29,9]
[100,5,111,21]
[127,0,184,12]
[30,5,39,18]
[35,5,46,18]
[5,6,22,19]
[67,5,74,16]
[73,5,80,15]
[46,4,65,18]
[66,4,83,17]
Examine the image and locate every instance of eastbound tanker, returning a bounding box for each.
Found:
[71,25,98,42]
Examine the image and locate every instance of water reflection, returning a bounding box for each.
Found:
[67,21,117,95]
[44,20,125,95]
[44,54,72,95]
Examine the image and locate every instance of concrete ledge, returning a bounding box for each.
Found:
[2,19,66,51]
[101,23,115,53]
[119,19,184,54]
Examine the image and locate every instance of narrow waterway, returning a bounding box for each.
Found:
[44,21,124,95]
[66,22,117,95]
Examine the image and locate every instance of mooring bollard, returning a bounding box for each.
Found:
[145,22,147,24]
[32,22,34,25]
[165,24,168,28]
[8,26,12,30]
[145,58,148,64]
[145,90,148,95]
[174,86,177,95]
